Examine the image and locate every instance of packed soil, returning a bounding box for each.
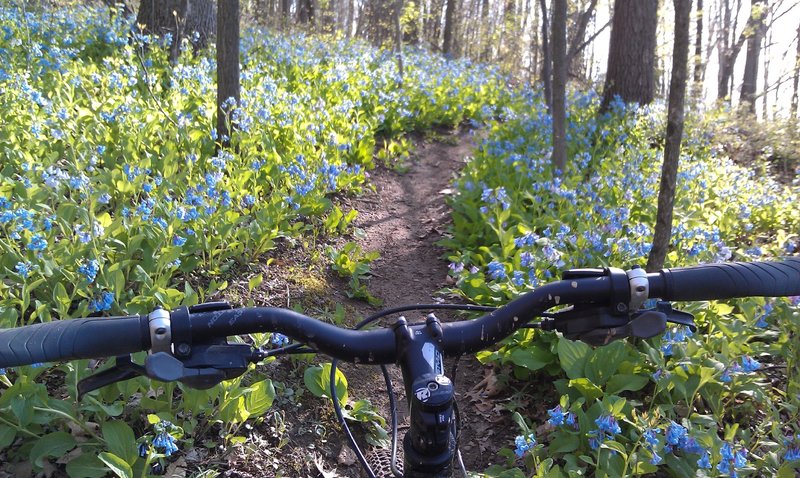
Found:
[202,128,545,477]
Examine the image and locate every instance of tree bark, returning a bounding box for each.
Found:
[740,0,767,113]
[395,0,404,85]
[792,22,800,119]
[551,0,567,172]
[691,0,703,97]
[647,0,692,272]
[566,0,598,67]
[599,0,658,112]
[217,0,240,147]
[136,0,216,63]
[539,0,551,112]
[443,0,458,55]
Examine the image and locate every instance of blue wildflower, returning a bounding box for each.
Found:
[717,442,748,478]
[15,261,33,278]
[740,356,761,373]
[271,333,290,347]
[78,259,100,283]
[27,234,47,251]
[173,235,187,247]
[513,433,536,458]
[587,415,621,449]
[697,450,712,469]
[487,261,506,280]
[89,291,114,312]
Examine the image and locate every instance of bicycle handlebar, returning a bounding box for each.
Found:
[0,315,148,368]
[0,258,797,369]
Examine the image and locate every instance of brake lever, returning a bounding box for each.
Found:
[551,301,695,346]
[76,342,258,398]
[77,355,145,399]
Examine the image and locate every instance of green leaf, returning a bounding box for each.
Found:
[304,363,348,406]
[605,374,649,395]
[0,426,15,450]
[508,346,553,371]
[102,421,138,465]
[98,452,133,478]
[245,379,275,417]
[557,339,591,379]
[30,431,76,468]
[66,453,108,478]
[548,432,580,454]
[568,378,604,401]
[248,273,264,292]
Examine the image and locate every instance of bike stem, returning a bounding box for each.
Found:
[393,314,457,477]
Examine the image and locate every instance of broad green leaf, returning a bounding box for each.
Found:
[66,453,108,478]
[30,431,76,468]
[557,339,591,379]
[98,452,133,478]
[102,421,138,465]
[568,378,604,401]
[304,363,348,406]
[245,379,275,417]
[605,374,649,395]
[0,427,15,450]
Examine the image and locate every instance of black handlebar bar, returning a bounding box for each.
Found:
[0,315,148,368]
[0,258,797,369]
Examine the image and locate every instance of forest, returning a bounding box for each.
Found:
[0,0,798,477]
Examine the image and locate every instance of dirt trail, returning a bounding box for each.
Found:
[327,129,518,476]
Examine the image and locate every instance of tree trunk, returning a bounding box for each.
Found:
[740,0,767,113]
[217,0,240,147]
[395,0,404,85]
[480,0,491,60]
[281,0,291,30]
[551,0,567,172]
[539,0,551,112]
[647,0,692,272]
[566,0,598,68]
[600,0,658,112]
[136,0,216,63]
[691,0,703,97]
[792,22,800,119]
[443,0,458,55]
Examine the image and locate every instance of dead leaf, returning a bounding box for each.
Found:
[337,445,356,466]
[165,457,187,478]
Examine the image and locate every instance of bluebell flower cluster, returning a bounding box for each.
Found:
[660,326,693,357]
[784,434,800,462]
[662,421,710,468]
[514,433,536,457]
[89,291,113,312]
[546,405,577,428]
[720,356,761,383]
[587,415,621,450]
[78,259,100,283]
[717,442,748,478]
[270,333,290,347]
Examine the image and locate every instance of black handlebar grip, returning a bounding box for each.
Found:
[655,258,800,301]
[0,316,149,368]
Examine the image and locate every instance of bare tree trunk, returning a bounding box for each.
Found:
[647,0,692,272]
[761,19,772,119]
[539,0,551,111]
[217,0,240,147]
[480,0,491,60]
[443,0,457,55]
[136,0,216,63]
[530,0,540,82]
[600,0,658,112]
[566,0,598,67]
[691,0,703,98]
[281,0,291,30]
[396,0,404,85]
[792,23,800,119]
[740,0,767,113]
[551,0,567,172]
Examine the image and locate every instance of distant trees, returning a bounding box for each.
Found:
[600,0,658,111]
